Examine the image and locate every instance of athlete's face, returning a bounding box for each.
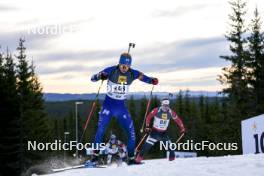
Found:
[111,139,116,143]
[161,105,170,111]
[119,64,130,73]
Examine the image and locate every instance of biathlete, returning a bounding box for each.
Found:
[91,53,158,164]
[135,98,185,163]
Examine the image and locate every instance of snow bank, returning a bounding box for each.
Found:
[43,154,264,176]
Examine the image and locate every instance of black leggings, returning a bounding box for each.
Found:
[139,130,175,158]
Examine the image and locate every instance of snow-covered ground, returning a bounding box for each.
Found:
[43,154,264,176]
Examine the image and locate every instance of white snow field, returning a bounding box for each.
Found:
[43,154,264,176]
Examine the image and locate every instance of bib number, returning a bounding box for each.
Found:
[153,117,170,130]
[107,81,129,100]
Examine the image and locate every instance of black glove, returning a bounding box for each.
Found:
[100,72,108,80]
[145,126,151,133]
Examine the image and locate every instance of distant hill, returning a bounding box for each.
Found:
[43,91,221,102]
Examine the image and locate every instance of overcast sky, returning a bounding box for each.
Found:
[0,0,264,93]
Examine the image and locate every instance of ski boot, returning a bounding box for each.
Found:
[135,154,143,164]
[84,152,100,168]
[127,156,142,165]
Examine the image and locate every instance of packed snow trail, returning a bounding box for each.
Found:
[42,154,264,176]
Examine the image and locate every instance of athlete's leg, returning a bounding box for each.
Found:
[116,108,136,159]
[92,106,112,162]
[94,106,112,144]
[136,131,160,163]
[162,133,175,161]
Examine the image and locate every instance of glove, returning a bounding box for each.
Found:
[145,126,151,133]
[91,74,98,82]
[151,78,159,85]
[99,72,108,80]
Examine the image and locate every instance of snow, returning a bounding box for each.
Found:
[42,154,264,176]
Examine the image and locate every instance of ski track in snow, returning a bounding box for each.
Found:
[43,154,264,176]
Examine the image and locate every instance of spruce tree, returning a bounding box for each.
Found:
[175,90,183,116]
[54,119,59,140]
[205,97,210,123]
[198,95,205,120]
[16,38,51,167]
[183,90,191,116]
[128,95,136,118]
[219,0,250,153]
[219,0,250,113]
[138,97,147,142]
[0,50,4,97]
[151,95,159,109]
[128,96,140,140]
[247,7,264,114]
[0,51,21,176]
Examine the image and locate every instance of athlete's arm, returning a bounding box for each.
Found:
[131,69,159,85]
[146,108,159,127]
[91,66,116,82]
[172,111,185,134]
[105,142,111,151]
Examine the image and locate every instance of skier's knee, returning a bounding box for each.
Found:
[97,127,106,136]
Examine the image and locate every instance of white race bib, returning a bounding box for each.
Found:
[107,81,129,100]
[107,147,118,154]
[153,116,170,130]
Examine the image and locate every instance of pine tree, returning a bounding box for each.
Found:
[151,95,159,109]
[54,119,59,140]
[183,90,191,116]
[137,97,147,143]
[0,50,4,96]
[198,95,205,120]
[128,96,140,138]
[247,7,264,114]
[188,99,198,142]
[139,96,147,123]
[219,0,250,116]
[204,97,211,123]
[29,61,52,143]
[16,38,51,168]
[67,111,75,142]
[128,95,137,119]
[63,117,68,134]
[218,0,250,154]
[175,90,183,116]
[0,50,22,176]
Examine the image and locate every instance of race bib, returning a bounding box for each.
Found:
[107,81,129,100]
[107,147,118,154]
[153,117,170,130]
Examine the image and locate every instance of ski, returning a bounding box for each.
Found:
[52,164,106,173]
[128,162,145,166]
[52,164,85,172]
